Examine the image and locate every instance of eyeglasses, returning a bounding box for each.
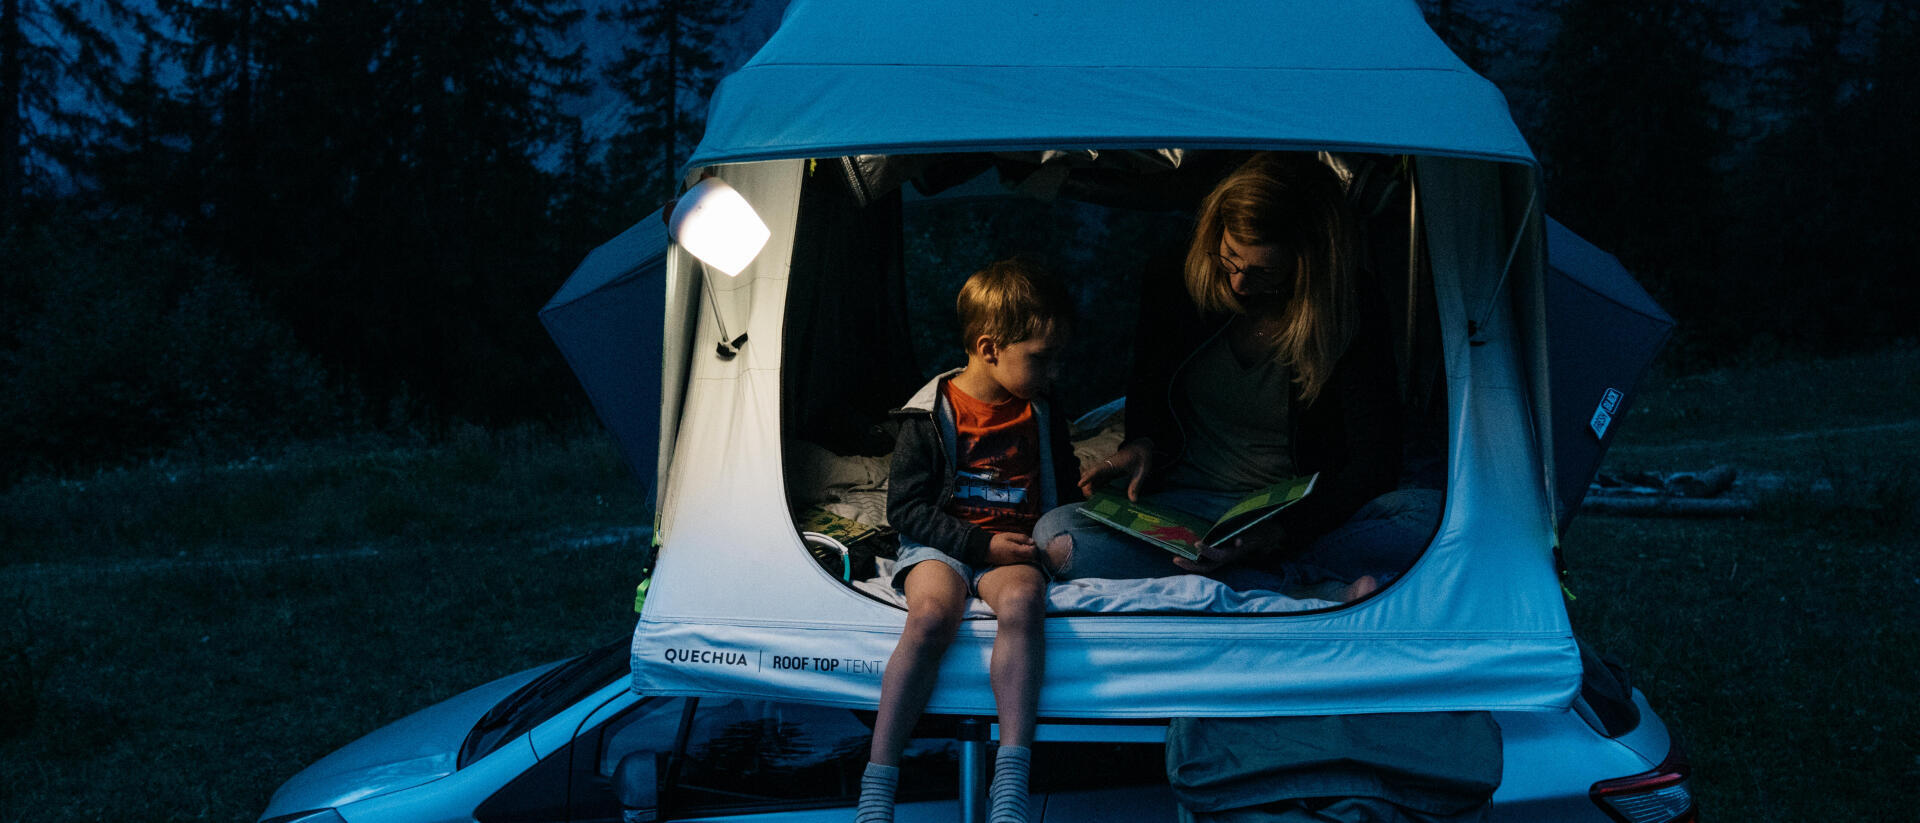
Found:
[1208,251,1291,284]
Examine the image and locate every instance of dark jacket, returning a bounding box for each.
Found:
[1125,266,1401,557]
[887,370,1083,566]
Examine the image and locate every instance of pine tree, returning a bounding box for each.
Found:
[1813,1,1920,347]
[227,0,591,421]
[1,0,20,222]
[1537,0,1734,354]
[1777,0,1855,139]
[1421,0,1506,75]
[599,0,746,212]
[90,40,185,220]
[0,0,142,229]
[1418,0,1549,134]
[1717,0,1917,352]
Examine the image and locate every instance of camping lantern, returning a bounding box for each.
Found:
[668,176,768,358]
[669,176,770,276]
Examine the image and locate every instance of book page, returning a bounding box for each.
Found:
[1078,490,1212,559]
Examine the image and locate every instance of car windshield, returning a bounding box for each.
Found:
[458,639,629,768]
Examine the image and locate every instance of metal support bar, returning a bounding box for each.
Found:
[958,717,990,823]
[1405,159,1422,404]
[696,260,748,359]
[1469,186,1538,343]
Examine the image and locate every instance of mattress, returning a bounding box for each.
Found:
[786,429,1337,618]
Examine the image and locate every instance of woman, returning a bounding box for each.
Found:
[1035,152,1438,598]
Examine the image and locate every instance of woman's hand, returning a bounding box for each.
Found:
[1173,536,1260,573]
[1079,440,1154,501]
[986,531,1039,566]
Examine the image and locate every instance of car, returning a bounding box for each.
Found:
[265,3,1702,820]
[258,639,1696,823]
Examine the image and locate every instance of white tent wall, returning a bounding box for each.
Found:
[1415,156,1565,651]
[654,160,807,582]
[630,154,1580,718]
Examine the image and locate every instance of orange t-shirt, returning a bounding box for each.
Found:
[943,381,1043,535]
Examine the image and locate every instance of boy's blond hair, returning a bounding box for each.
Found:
[955,258,1074,352]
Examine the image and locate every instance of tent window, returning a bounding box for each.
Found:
[780,151,1446,611]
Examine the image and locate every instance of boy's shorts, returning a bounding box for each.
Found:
[891,539,1050,596]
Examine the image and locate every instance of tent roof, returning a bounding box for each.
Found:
[690,0,1535,166]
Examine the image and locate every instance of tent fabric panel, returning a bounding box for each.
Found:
[539,276,665,493]
[1545,218,1673,323]
[657,246,701,503]
[756,0,1465,75]
[1418,157,1562,544]
[631,618,1578,718]
[544,211,669,310]
[1545,276,1674,530]
[651,368,818,591]
[540,208,670,493]
[692,64,1532,168]
[694,0,1529,167]
[652,161,806,546]
[1541,216,1674,530]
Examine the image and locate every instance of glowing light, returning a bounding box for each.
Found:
[667,177,769,277]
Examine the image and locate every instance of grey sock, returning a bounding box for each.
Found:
[856,762,899,823]
[989,745,1032,823]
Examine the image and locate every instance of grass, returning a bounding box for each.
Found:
[0,424,649,822]
[2,347,1916,821]
[1605,346,1920,474]
[1564,345,1920,821]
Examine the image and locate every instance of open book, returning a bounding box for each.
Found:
[1077,474,1318,560]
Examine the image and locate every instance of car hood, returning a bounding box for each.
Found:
[261,663,553,817]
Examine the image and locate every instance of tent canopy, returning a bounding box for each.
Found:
[692,0,1534,166]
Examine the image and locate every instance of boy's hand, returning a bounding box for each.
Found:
[987,532,1039,566]
[1079,440,1154,501]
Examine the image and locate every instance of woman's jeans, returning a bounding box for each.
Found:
[1032,487,1443,590]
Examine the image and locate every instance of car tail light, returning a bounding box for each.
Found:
[1589,743,1697,823]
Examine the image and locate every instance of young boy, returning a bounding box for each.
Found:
[858,259,1081,823]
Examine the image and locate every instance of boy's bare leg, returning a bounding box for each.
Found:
[975,563,1047,747]
[868,561,969,765]
[976,563,1047,823]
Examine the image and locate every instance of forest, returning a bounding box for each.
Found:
[3,0,1916,484]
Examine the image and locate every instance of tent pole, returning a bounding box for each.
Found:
[697,261,748,359]
[1404,159,1421,405]
[1469,187,1538,342]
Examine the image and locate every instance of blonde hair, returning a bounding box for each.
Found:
[1184,153,1357,404]
[956,258,1074,352]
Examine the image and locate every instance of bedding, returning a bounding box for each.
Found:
[787,433,1335,617]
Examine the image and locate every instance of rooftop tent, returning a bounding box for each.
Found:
[581,0,1600,718]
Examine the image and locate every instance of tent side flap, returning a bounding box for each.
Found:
[540,210,670,495]
[1543,219,1676,532]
